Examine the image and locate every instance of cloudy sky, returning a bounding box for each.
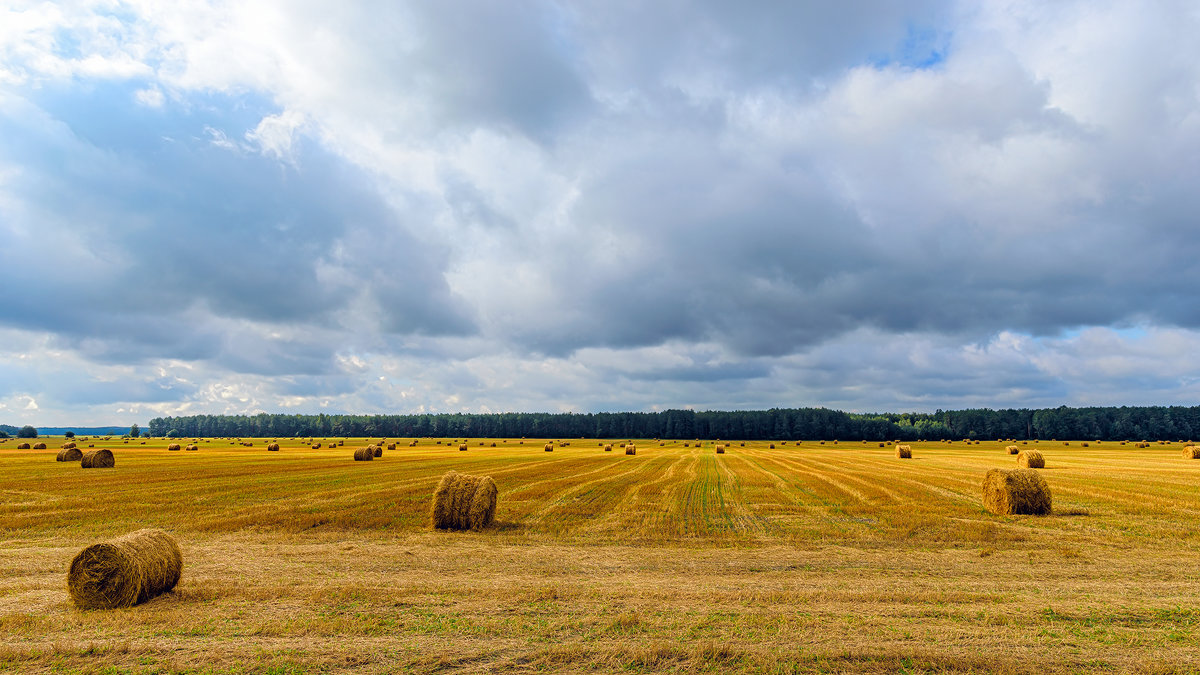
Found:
[2,1,1199,426]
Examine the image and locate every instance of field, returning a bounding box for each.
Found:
[2,437,1200,673]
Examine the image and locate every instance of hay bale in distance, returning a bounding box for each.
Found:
[544,442,553,452]
[1006,445,1019,455]
[387,443,396,450]
[458,443,468,452]
[1017,449,1045,469]
[81,449,115,468]
[67,528,183,609]
[982,468,1052,515]
[769,444,775,449]
[167,443,181,452]
[604,444,613,452]
[1182,446,1200,459]
[61,441,77,450]
[33,442,47,450]
[353,446,374,461]
[625,444,636,455]
[311,442,322,449]
[895,444,912,458]
[715,444,725,454]
[430,471,498,531]
[267,443,280,452]
[57,447,84,462]
[373,445,382,458]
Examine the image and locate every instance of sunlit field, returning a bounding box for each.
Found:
[3,436,1200,673]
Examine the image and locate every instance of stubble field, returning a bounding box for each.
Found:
[2,437,1199,673]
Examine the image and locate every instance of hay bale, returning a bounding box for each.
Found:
[544,442,554,452]
[311,442,321,449]
[81,449,115,468]
[1080,442,1089,447]
[1182,446,1200,459]
[625,444,636,455]
[1006,445,1019,454]
[353,446,374,461]
[982,468,1052,515]
[895,444,912,458]
[388,443,396,450]
[430,471,498,531]
[715,444,725,454]
[168,443,181,452]
[56,447,83,462]
[67,528,182,609]
[184,445,198,452]
[604,444,613,452]
[61,441,77,450]
[1017,449,1045,468]
[33,442,47,450]
[409,440,417,447]
[267,443,280,452]
[769,444,775,449]
[458,443,468,452]
[373,445,382,458]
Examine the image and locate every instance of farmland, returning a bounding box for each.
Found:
[2,437,1200,673]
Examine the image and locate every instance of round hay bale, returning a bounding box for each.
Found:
[67,528,182,609]
[715,444,725,454]
[430,471,498,531]
[387,443,396,450]
[33,442,47,450]
[185,444,198,452]
[81,449,115,468]
[895,444,912,459]
[1080,442,1089,447]
[267,443,280,452]
[1017,449,1045,469]
[61,441,77,450]
[353,446,375,461]
[1182,446,1200,459]
[982,468,1051,515]
[458,443,468,452]
[1006,445,1019,455]
[544,442,554,452]
[167,443,181,452]
[769,444,775,449]
[603,444,613,452]
[311,442,321,449]
[373,445,382,458]
[17,442,31,449]
[625,444,636,455]
[57,447,84,462]
[409,440,418,446]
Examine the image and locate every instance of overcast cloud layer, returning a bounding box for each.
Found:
[2,1,1199,425]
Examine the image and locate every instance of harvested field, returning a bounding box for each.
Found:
[1,437,1200,672]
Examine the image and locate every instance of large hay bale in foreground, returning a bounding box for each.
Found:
[57,447,84,462]
[430,471,498,531]
[267,443,280,452]
[67,528,182,609]
[1006,445,1019,455]
[895,444,912,458]
[81,449,114,468]
[167,443,181,452]
[625,444,636,455]
[982,468,1051,515]
[1183,446,1200,459]
[353,447,375,461]
[1017,449,1045,468]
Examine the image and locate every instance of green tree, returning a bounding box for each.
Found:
[17,425,37,439]
[64,431,75,438]
[130,423,140,438]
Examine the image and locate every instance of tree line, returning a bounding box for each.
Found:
[146,405,1200,441]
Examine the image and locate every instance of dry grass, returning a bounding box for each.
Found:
[3,437,1200,672]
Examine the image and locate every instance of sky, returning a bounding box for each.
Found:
[2,1,1199,426]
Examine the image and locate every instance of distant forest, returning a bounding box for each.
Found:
[148,406,1200,441]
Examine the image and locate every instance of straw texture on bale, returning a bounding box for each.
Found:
[544,442,554,452]
[61,441,77,449]
[625,444,636,455]
[67,528,182,609]
[604,444,613,452]
[430,471,498,531]
[33,442,47,449]
[982,468,1052,515]
[895,444,912,458]
[1017,449,1045,468]
[458,443,468,452]
[1006,445,1020,454]
[353,446,375,461]
[56,447,83,462]
[715,444,725,454]
[167,443,181,451]
[185,445,198,451]
[1183,446,1200,459]
[81,449,114,468]
[373,445,382,457]
[267,443,280,451]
